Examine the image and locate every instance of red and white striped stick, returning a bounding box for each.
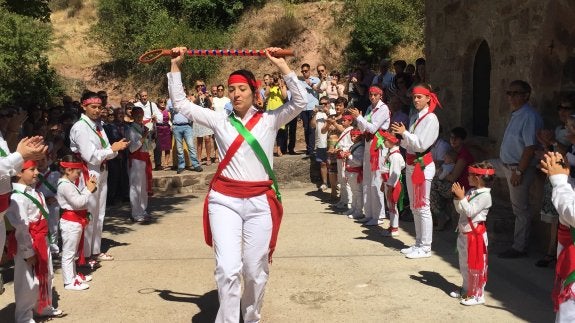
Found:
[139,48,294,64]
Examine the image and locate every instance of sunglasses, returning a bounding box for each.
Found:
[217,88,224,91]
[506,90,525,96]
[301,69,310,73]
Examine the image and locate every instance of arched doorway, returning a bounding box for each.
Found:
[472,40,491,137]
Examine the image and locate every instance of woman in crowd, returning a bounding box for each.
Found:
[155,98,173,169]
[192,80,214,165]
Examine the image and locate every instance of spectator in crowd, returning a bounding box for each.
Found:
[311,97,330,191]
[172,93,203,174]
[104,108,129,206]
[496,80,543,259]
[300,63,320,156]
[323,70,345,101]
[265,72,288,156]
[430,127,475,231]
[391,73,414,107]
[134,90,163,170]
[389,95,409,127]
[358,60,376,90]
[393,60,407,75]
[212,84,231,163]
[405,63,416,77]
[313,64,328,98]
[155,98,172,169]
[372,59,395,95]
[192,80,215,165]
[347,68,369,114]
[414,57,426,84]
[259,73,272,106]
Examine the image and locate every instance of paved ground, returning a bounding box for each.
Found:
[0,184,556,322]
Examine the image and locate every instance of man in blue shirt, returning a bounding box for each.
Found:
[167,98,203,174]
[497,80,543,258]
[299,63,320,156]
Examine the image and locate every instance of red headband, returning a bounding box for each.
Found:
[468,166,495,176]
[342,114,354,121]
[412,86,442,113]
[60,161,84,169]
[82,97,102,106]
[22,160,37,170]
[350,129,362,136]
[368,86,383,95]
[381,130,399,144]
[228,74,257,88]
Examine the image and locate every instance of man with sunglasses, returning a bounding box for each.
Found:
[497,80,543,259]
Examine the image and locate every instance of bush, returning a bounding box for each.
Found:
[0,7,62,108]
[341,0,424,64]
[268,9,305,48]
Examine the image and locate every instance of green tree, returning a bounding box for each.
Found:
[1,0,51,22]
[0,6,62,108]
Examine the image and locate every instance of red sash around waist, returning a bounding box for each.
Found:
[382,172,402,206]
[29,218,50,314]
[203,175,283,262]
[129,150,153,196]
[345,166,363,184]
[553,223,575,311]
[406,151,433,208]
[0,192,10,212]
[61,209,89,265]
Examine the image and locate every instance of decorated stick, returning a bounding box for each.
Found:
[139,48,295,64]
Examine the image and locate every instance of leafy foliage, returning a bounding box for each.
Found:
[0,6,62,108]
[341,0,424,64]
[1,0,51,22]
[92,0,265,87]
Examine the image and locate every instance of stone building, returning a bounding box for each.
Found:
[425,0,575,156]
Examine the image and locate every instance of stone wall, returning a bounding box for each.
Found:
[425,0,575,157]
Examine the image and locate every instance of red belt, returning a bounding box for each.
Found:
[406,152,433,166]
[406,151,432,208]
[0,192,10,212]
[130,150,153,195]
[345,166,363,183]
[61,209,89,265]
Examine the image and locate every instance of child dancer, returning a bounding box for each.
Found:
[334,114,354,211]
[450,161,494,306]
[380,131,405,237]
[57,155,97,291]
[6,160,62,321]
[36,156,61,254]
[345,129,365,219]
[127,106,153,223]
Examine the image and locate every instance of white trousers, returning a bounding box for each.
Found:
[0,211,5,266]
[457,231,488,296]
[405,162,435,249]
[47,204,60,247]
[385,186,399,228]
[14,240,53,323]
[337,159,351,206]
[60,219,83,285]
[557,288,575,323]
[208,190,272,323]
[362,143,386,220]
[346,171,363,216]
[129,159,148,218]
[84,170,108,257]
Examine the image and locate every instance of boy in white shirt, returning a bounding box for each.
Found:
[311,97,330,191]
[345,129,365,219]
[380,131,405,236]
[127,106,153,223]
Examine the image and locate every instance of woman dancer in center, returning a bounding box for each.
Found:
[168,46,307,323]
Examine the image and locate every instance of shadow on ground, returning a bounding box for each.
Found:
[138,288,218,322]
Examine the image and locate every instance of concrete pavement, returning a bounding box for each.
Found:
[0,184,555,322]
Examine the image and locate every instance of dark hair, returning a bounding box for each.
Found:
[509,80,532,94]
[80,91,100,104]
[450,126,467,140]
[131,106,144,114]
[330,70,341,79]
[394,73,413,89]
[335,96,348,107]
[445,149,458,161]
[301,63,311,70]
[415,57,426,66]
[393,60,407,70]
[229,69,257,94]
[59,154,82,174]
[469,161,495,187]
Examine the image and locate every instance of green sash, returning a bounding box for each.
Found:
[38,173,57,194]
[228,114,281,202]
[81,118,109,148]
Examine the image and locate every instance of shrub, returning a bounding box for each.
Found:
[268,8,305,48]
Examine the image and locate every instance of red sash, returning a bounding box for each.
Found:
[74,153,90,186]
[0,192,10,212]
[335,129,352,159]
[382,173,402,206]
[202,111,283,262]
[61,209,89,265]
[465,220,487,298]
[406,152,432,208]
[130,150,153,195]
[553,223,575,311]
[345,166,363,183]
[29,218,50,313]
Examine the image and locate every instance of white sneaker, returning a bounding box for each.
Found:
[319,184,328,192]
[65,279,89,291]
[76,273,93,282]
[405,248,432,259]
[36,306,64,317]
[381,229,399,237]
[400,245,419,254]
[449,291,462,299]
[363,218,384,226]
[460,295,485,306]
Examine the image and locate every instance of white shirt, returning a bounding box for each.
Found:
[382,146,405,186]
[355,100,391,134]
[56,178,91,211]
[0,131,24,195]
[69,114,117,171]
[6,183,47,259]
[314,111,328,149]
[453,187,492,233]
[337,126,354,152]
[135,101,163,130]
[213,96,232,114]
[168,71,308,181]
[431,138,451,164]
[400,107,440,155]
[127,123,152,153]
